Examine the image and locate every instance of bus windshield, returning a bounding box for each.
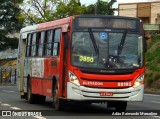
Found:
[71,31,143,69]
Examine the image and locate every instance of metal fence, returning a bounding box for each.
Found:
[0,68,17,85]
[144,24,160,31]
[144,24,160,34]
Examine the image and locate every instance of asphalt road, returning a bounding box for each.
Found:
[0,86,160,119]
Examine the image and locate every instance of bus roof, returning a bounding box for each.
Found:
[20,15,141,33]
[20,16,73,33]
[76,14,141,21]
[20,15,142,39]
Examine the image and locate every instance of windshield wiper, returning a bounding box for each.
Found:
[88,29,99,54]
[102,30,127,68]
[118,30,127,56]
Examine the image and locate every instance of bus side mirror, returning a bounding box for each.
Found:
[64,33,69,49]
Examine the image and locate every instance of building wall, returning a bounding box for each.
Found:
[118,4,137,18]
[156,13,160,24]
[137,3,150,17]
[118,2,160,24]
[151,2,160,24]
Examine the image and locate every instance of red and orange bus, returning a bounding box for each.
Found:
[17,15,146,111]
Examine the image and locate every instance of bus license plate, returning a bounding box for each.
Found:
[100,92,113,96]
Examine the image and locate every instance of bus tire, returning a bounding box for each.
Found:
[115,101,127,112]
[27,79,36,104]
[38,95,46,104]
[53,82,65,111]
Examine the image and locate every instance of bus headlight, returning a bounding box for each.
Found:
[133,74,144,88]
[68,71,80,86]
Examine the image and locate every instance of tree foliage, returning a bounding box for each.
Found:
[85,0,117,15]
[54,0,86,19]
[0,0,23,51]
[22,0,60,24]
[22,0,86,24]
[22,0,117,25]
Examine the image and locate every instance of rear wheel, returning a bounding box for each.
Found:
[37,95,46,104]
[27,79,36,104]
[53,82,65,111]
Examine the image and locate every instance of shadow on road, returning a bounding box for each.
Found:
[37,100,115,116]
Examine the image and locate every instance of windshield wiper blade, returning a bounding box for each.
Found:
[118,30,127,55]
[88,29,99,54]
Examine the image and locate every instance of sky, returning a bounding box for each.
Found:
[80,0,158,15]
[80,0,158,7]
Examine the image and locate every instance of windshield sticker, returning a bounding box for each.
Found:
[100,32,108,40]
[79,56,94,63]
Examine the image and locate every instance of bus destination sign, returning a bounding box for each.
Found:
[75,17,138,29]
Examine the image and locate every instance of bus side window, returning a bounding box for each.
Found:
[45,30,53,56]
[38,31,45,57]
[26,34,32,57]
[31,33,37,56]
[52,29,61,56]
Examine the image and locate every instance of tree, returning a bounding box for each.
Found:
[106,0,117,15]
[84,4,96,14]
[0,0,23,51]
[22,0,86,24]
[21,0,117,25]
[54,0,86,19]
[22,0,60,24]
[85,0,117,15]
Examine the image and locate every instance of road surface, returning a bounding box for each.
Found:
[0,86,160,119]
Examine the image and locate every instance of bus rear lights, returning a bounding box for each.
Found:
[68,71,80,86]
[133,74,144,88]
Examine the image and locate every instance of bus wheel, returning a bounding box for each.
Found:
[27,80,36,104]
[38,95,46,104]
[114,101,127,112]
[53,83,64,111]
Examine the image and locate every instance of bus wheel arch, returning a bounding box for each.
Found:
[27,74,36,104]
[52,76,65,111]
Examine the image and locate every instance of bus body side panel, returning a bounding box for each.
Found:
[31,78,43,94]
[41,58,60,97]
[18,17,72,99]
[42,79,52,97]
[29,58,44,95]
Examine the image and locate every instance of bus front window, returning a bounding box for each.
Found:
[71,31,143,69]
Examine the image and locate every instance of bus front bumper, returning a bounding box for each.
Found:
[67,82,144,102]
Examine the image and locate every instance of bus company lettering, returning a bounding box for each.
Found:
[83,81,104,86]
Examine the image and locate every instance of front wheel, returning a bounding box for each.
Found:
[107,101,127,112]
[53,82,65,111]
[115,101,127,112]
